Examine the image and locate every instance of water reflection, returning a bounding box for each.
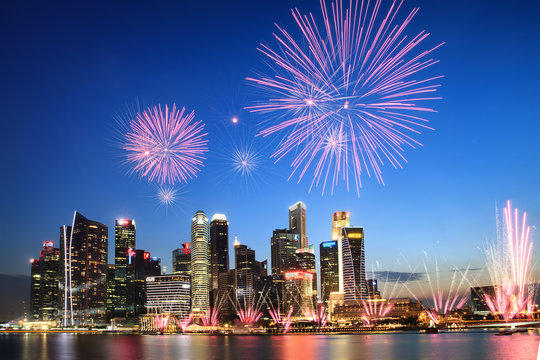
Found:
[0,332,538,360]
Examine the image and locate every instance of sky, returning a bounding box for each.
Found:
[1,0,539,290]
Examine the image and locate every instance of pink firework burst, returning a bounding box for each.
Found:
[237,306,263,326]
[361,298,394,325]
[201,306,220,327]
[175,313,193,332]
[247,0,442,195]
[122,104,208,184]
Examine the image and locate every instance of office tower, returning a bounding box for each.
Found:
[342,227,366,303]
[172,243,191,276]
[320,240,339,306]
[59,211,108,326]
[190,210,210,315]
[106,264,115,320]
[131,250,161,317]
[366,279,380,298]
[270,229,299,277]
[289,201,307,248]
[331,211,350,293]
[29,241,61,322]
[210,214,229,295]
[234,242,257,307]
[114,219,136,318]
[218,269,236,320]
[30,258,41,321]
[295,246,317,294]
[145,275,191,317]
[255,259,268,277]
[471,286,496,314]
[284,271,314,316]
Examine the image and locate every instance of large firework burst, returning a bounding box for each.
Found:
[122,104,208,184]
[247,0,443,195]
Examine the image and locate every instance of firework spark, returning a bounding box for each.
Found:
[122,104,208,184]
[247,0,442,195]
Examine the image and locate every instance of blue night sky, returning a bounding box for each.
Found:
[1,0,539,285]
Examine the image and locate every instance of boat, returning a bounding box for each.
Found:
[495,329,513,336]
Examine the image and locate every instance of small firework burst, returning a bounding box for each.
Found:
[231,143,263,178]
[156,185,178,208]
[122,104,208,184]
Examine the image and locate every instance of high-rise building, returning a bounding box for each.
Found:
[218,269,236,320]
[471,286,496,314]
[190,210,210,316]
[234,241,257,307]
[289,201,307,248]
[145,275,191,317]
[270,229,299,277]
[331,211,350,293]
[342,227,366,303]
[106,264,115,320]
[210,214,229,297]
[29,241,61,322]
[131,250,161,318]
[172,243,191,276]
[284,271,314,316]
[295,247,317,294]
[114,219,136,319]
[366,279,380,298]
[30,258,41,321]
[320,240,339,307]
[59,211,108,326]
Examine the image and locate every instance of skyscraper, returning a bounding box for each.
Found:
[284,271,314,316]
[320,240,339,306]
[289,201,307,248]
[234,241,257,307]
[172,243,191,276]
[210,214,229,297]
[30,241,61,322]
[190,210,210,316]
[270,229,299,277]
[342,227,366,303]
[295,247,317,294]
[60,211,108,326]
[332,211,350,293]
[114,219,136,318]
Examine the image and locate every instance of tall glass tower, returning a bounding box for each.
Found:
[331,211,350,292]
[114,219,136,318]
[210,214,229,295]
[190,210,210,316]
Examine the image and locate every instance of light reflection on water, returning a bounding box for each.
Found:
[0,331,539,360]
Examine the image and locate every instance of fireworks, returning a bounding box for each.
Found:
[302,302,328,328]
[247,0,442,195]
[237,306,263,326]
[201,306,220,327]
[361,299,393,325]
[156,185,178,208]
[175,313,193,332]
[269,306,294,333]
[231,143,263,178]
[122,104,208,184]
[402,259,470,325]
[483,201,536,322]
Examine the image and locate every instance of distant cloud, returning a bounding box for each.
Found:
[372,271,424,283]
[450,267,482,272]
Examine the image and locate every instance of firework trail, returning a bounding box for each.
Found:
[201,306,220,327]
[122,104,208,184]
[175,313,193,332]
[247,0,442,195]
[483,201,536,322]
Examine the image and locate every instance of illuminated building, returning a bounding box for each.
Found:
[59,212,108,326]
[367,279,380,298]
[289,201,307,248]
[295,246,317,294]
[29,241,60,322]
[114,219,136,319]
[234,241,257,307]
[331,211,350,292]
[320,240,339,307]
[210,214,229,302]
[190,210,210,316]
[172,243,191,276]
[270,229,298,277]
[284,271,314,316]
[342,227,366,303]
[471,286,496,315]
[145,275,191,317]
[218,270,236,320]
[106,264,115,320]
[131,250,161,317]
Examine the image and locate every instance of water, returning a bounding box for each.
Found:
[1,331,539,360]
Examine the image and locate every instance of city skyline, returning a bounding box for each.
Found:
[1,0,540,296]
